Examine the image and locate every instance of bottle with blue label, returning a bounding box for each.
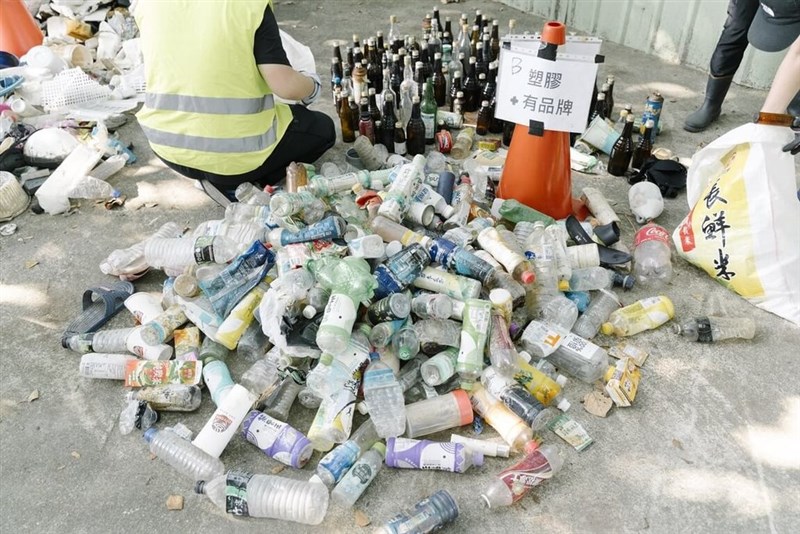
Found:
[428,237,496,284]
[373,243,431,299]
[316,419,380,487]
[330,442,386,507]
[376,490,460,534]
[267,215,347,247]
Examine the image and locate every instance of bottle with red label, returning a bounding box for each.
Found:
[632,223,673,287]
[480,441,563,508]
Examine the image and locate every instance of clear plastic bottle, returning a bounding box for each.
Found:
[307,256,377,356]
[331,442,386,507]
[144,235,239,271]
[487,310,520,377]
[568,267,634,291]
[144,427,225,482]
[420,347,459,386]
[269,190,319,218]
[235,182,272,205]
[195,471,329,525]
[264,377,303,421]
[240,357,282,403]
[514,354,571,411]
[127,384,202,412]
[392,322,421,361]
[403,390,473,438]
[481,442,563,508]
[237,321,270,362]
[546,224,572,282]
[632,223,673,287]
[525,221,560,311]
[62,327,134,353]
[477,227,536,285]
[411,293,454,320]
[377,154,426,223]
[377,490,459,534]
[601,295,675,337]
[542,295,579,332]
[316,419,380,487]
[571,289,621,339]
[456,299,492,389]
[414,319,462,354]
[673,316,756,342]
[469,384,532,452]
[100,222,184,277]
[363,356,407,438]
[443,175,473,230]
[481,366,555,431]
[373,244,431,299]
[119,399,158,435]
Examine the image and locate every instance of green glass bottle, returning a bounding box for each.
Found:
[421,79,438,145]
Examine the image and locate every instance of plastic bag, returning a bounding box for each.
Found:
[672,123,800,325]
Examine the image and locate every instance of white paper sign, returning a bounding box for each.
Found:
[495,48,599,133]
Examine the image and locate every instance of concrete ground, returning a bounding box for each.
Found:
[1,0,799,532]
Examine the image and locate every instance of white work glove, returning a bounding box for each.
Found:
[299,71,321,107]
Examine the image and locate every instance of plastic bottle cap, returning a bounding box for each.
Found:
[556,375,568,387]
[356,401,369,415]
[600,323,614,335]
[557,280,570,292]
[518,350,532,363]
[303,305,317,319]
[372,442,387,457]
[143,427,158,443]
[497,443,511,457]
[520,271,536,285]
[472,451,485,466]
[452,389,475,425]
[557,398,571,411]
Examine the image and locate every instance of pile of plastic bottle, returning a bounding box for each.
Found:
[57,145,766,532]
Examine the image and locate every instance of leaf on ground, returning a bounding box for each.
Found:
[27,390,39,402]
[25,259,39,269]
[355,510,371,527]
[271,465,285,474]
[672,439,684,450]
[583,391,613,417]
[71,451,81,460]
[166,495,184,510]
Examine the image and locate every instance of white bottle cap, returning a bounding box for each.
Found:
[356,401,369,415]
[557,398,571,412]
[385,240,403,257]
[303,305,317,319]
[518,350,532,363]
[556,375,568,387]
[450,434,511,457]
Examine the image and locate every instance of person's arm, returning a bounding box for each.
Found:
[761,35,800,114]
[253,5,319,104]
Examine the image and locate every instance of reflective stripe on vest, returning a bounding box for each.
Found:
[140,115,278,154]
[144,93,275,115]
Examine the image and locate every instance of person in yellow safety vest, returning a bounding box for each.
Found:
[134,0,335,206]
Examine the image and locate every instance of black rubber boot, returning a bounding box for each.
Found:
[684,75,734,132]
[787,91,800,118]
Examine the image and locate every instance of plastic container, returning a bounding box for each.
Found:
[572,289,621,339]
[195,471,329,524]
[242,410,313,469]
[192,384,257,458]
[376,490,459,534]
[469,384,533,452]
[144,236,239,271]
[420,347,459,386]
[127,384,202,412]
[362,357,407,438]
[404,389,474,438]
[449,434,511,458]
[385,437,483,473]
[411,293,454,320]
[62,327,134,353]
[330,442,386,507]
[456,299,492,389]
[144,427,225,482]
[602,296,675,337]
[481,366,555,431]
[568,267,634,291]
[673,316,756,343]
[316,420,380,487]
[481,442,563,508]
[632,223,673,287]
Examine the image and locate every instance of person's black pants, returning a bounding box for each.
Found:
[709,0,759,77]
[159,104,336,192]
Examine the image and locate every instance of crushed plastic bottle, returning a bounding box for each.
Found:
[673,316,756,343]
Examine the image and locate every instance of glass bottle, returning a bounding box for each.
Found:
[358,97,376,144]
[406,96,426,156]
[388,15,400,52]
[490,20,500,61]
[367,38,383,93]
[631,119,654,169]
[449,70,463,112]
[390,55,403,106]
[381,67,397,110]
[463,56,480,112]
[476,100,491,135]
[394,121,407,156]
[600,82,611,118]
[608,114,634,176]
[590,92,606,122]
[347,95,359,136]
[339,91,356,143]
[331,57,343,98]
[605,75,616,115]
[428,19,442,57]
[431,52,447,107]
[421,79,438,145]
[368,88,381,125]
[400,55,415,126]
[381,93,398,152]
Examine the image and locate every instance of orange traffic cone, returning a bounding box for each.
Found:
[498,21,574,220]
[0,0,44,58]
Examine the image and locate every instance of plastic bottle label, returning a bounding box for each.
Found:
[203,361,235,405]
[321,293,357,333]
[497,450,552,502]
[633,224,670,247]
[696,317,713,343]
[193,236,216,264]
[225,470,253,516]
[242,411,305,466]
[124,360,202,388]
[561,334,597,360]
[388,438,461,472]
